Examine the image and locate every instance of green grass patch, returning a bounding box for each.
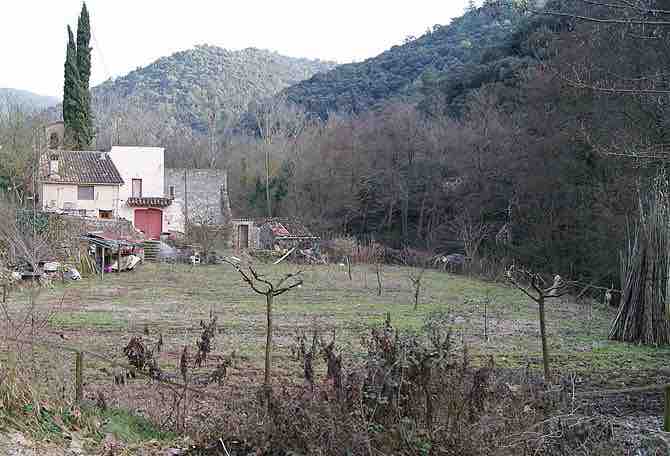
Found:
[99,407,174,444]
[49,311,127,329]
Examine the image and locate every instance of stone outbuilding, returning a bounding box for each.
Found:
[258,218,319,250]
[231,219,260,250]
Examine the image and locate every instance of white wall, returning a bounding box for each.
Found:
[109,146,166,226]
[41,183,120,216]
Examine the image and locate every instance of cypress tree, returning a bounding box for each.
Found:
[63,25,85,149]
[76,2,93,147]
[76,3,91,91]
[62,4,94,150]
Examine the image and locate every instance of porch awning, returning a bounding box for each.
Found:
[126,197,172,208]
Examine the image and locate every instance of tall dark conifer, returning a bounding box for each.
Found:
[76,3,91,91]
[63,25,84,149]
[76,2,93,147]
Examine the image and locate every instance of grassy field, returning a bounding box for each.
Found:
[3,259,670,446]
[7,260,669,377]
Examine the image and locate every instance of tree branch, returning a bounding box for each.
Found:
[536,9,670,25]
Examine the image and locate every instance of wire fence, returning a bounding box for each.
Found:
[4,330,670,434]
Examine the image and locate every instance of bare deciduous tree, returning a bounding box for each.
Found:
[250,95,307,217]
[452,214,491,265]
[186,208,230,263]
[403,250,430,310]
[0,98,35,205]
[224,260,302,398]
[506,265,572,382]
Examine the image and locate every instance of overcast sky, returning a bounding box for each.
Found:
[1,1,471,98]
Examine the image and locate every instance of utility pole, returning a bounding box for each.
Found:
[209,111,216,169]
[32,128,40,258]
[183,169,188,238]
[265,140,271,218]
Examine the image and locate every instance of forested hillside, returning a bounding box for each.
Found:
[92,45,336,132]
[5,0,667,287]
[226,0,668,287]
[0,88,58,111]
[283,4,530,118]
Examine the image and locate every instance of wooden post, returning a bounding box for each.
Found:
[264,293,273,390]
[117,245,121,274]
[346,256,352,281]
[75,351,83,403]
[484,296,488,342]
[101,247,105,280]
[538,295,551,382]
[664,386,670,432]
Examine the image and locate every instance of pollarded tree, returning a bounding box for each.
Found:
[223,259,303,404]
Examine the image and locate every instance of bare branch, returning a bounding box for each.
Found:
[535,9,670,26]
[274,279,304,296]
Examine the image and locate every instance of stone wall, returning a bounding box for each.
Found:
[230,219,260,250]
[47,214,143,253]
[2,212,142,265]
[60,215,141,238]
[165,168,232,233]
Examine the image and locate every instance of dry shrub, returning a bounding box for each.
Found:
[320,236,357,263]
[353,241,384,265]
[0,333,93,441]
[123,335,165,381]
[194,315,217,368]
[467,255,511,282]
[400,247,433,268]
[199,314,572,455]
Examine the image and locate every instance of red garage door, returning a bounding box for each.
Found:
[134,209,162,240]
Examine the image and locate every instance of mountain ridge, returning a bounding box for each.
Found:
[91,45,337,132]
[0,88,59,111]
[282,5,530,118]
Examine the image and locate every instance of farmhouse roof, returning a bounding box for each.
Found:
[263,218,318,239]
[40,151,124,185]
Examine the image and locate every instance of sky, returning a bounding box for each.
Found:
[0,1,471,98]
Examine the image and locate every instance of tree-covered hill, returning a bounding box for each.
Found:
[88,45,336,132]
[282,4,530,118]
[0,88,58,111]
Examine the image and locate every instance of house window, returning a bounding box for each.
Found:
[77,185,94,200]
[169,185,175,199]
[132,179,143,198]
[99,210,113,219]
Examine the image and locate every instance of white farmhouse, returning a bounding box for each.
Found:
[109,146,176,239]
[39,150,123,219]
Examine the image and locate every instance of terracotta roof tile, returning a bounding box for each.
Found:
[263,218,317,238]
[40,151,124,185]
[126,197,172,208]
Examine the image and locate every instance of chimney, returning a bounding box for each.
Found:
[49,153,60,179]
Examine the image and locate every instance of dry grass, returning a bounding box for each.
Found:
[1,260,669,453]
[4,261,669,377]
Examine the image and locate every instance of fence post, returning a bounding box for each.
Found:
[665,386,670,432]
[75,351,83,403]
